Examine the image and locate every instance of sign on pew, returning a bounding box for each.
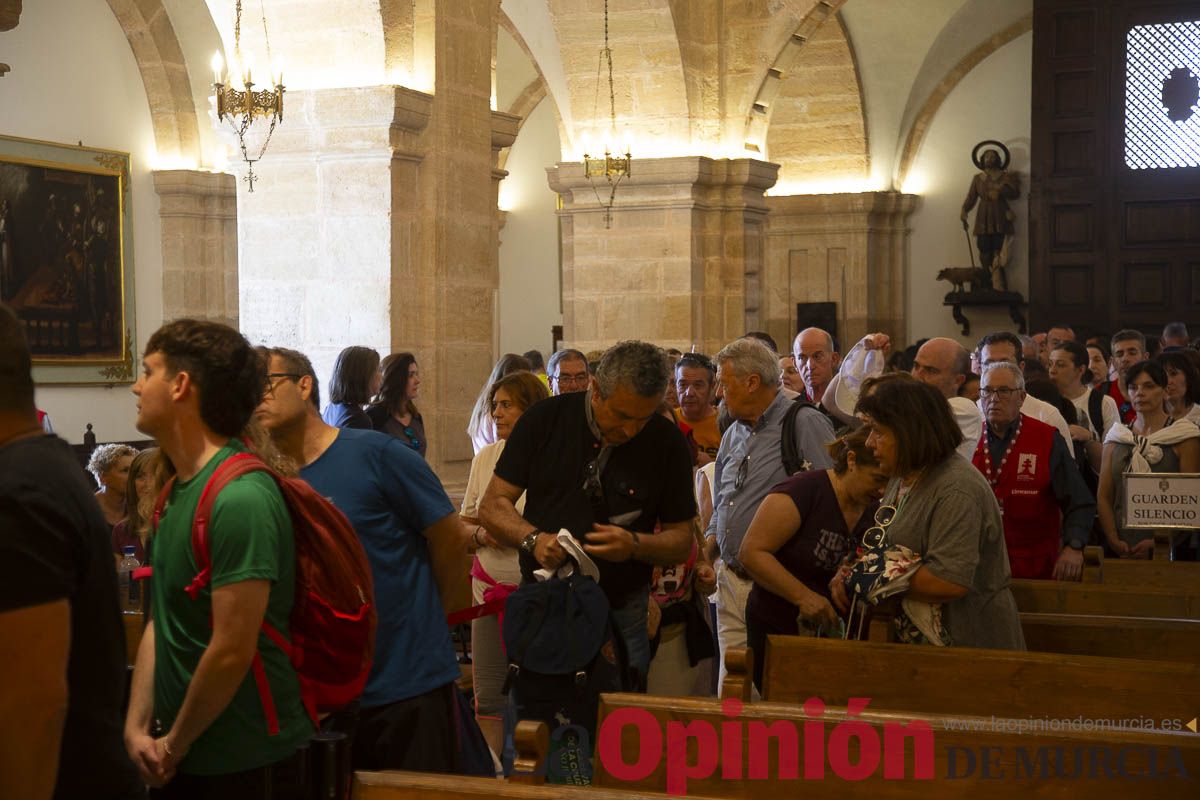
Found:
[1009,579,1200,619]
[754,638,1200,729]
[592,693,1198,797]
[1123,473,1200,529]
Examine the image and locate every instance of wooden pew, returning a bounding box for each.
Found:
[1082,545,1200,591]
[592,693,1200,797]
[122,610,143,667]
[1019,612,1200,662]
[1010,578,1200,619]
[863,598,1200,663]
[353,771,668,800]
[754,638,1200,724]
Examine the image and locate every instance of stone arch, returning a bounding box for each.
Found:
[742,0,847,156]
[497,9,566,166]
[548,0,690,152]
[764,12,869,191]
[105,0,201,163]
[894,14,1033,188]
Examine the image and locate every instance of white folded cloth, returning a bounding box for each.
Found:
[1103,420,1200,473]
[533,529,601,582]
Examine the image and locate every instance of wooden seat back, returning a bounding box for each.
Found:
[1009,579,1200,619]
[1082,546,1200,590]
[353,771,666,800]
[1019,612,1200,662]
[756,638,1200,723]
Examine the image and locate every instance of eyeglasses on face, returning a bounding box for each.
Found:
[554,372,590,387]
[979,386,1018,399]
[264,372,302,395]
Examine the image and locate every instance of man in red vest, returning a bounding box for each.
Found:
[1109,329,1146,425]
[973,362,1095,581]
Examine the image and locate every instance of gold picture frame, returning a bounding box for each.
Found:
[0,134,135,384]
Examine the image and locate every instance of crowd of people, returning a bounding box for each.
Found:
[4,302,1199,797]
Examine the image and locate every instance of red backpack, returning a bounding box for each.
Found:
[152,452,376,733]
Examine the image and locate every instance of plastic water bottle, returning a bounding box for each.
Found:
[118,546,141,613]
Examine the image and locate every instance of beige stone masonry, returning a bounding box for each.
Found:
[548,156,777,356]
[154,169,238,328]
[763,192,918,353]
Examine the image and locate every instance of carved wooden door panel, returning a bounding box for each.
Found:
[1031,0,1200,338]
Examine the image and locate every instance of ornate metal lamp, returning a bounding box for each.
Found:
[582,0,631,228]
[211,0,284,192]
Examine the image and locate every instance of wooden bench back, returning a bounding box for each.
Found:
[123,610,143,667]
[592,693,1199,798]
[1009,579,1200,619]
[1019,612,1200,662]
[353,771,664,800]
[1082,545,1200,590]
[756,638,1200,722]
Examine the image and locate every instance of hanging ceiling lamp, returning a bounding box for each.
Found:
[211,0,284,192]
[582,0,631,228]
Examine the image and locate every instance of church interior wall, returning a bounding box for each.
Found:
[497,97,563,357]
[904,31,1032,347]
[1,0,165,444]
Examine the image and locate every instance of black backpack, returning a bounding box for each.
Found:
[780,397,821,476]
[501,573,630,784]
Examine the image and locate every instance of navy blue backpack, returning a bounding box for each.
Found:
[501,573,629,784]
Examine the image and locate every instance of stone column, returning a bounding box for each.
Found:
[762,192,918,351]
[153,169,238,327]
[236,85,432,391]
[547,157,778,356]
[405,0,503,483]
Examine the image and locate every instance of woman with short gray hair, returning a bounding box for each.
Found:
[87,443,138,528]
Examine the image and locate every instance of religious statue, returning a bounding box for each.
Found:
[960,140,1020,291]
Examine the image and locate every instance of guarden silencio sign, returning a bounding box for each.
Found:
[1122,473,1200,530]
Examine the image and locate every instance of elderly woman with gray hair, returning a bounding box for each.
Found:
[86,443,138,528]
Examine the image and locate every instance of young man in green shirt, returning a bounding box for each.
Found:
[124,320,312,798]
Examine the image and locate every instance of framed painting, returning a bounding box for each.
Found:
[0,134,135,384]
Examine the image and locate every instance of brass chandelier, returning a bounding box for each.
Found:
[582,0,631,228]
[211,0,284,192]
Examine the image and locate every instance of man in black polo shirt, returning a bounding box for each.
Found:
[481,339,696,685]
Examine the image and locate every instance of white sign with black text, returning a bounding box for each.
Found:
[1122,473,1200,530]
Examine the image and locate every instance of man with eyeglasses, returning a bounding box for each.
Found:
[672,353,720,465]
[976,331,1072,450]
[254,347,470,775]
[707,337,835,687]
[971,362,1094,581]
[546,349,590,396]
[481,340,695,690]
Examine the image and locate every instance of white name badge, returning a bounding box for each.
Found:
[1122,473,1200,530]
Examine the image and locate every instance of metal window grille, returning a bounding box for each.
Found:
[1125,20,1200,170]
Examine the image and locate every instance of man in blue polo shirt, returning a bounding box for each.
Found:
[255,346,467,772]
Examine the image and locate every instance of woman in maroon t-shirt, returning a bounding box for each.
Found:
[740,428,888,690]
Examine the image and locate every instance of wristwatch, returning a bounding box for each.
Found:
[1066,538,1085,551]
[520,530,541,554]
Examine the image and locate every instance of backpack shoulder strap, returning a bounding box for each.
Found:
[185,452,273,600]
[780,397,814,476]
[1087,388,1104,436]
[151,477,177,534]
